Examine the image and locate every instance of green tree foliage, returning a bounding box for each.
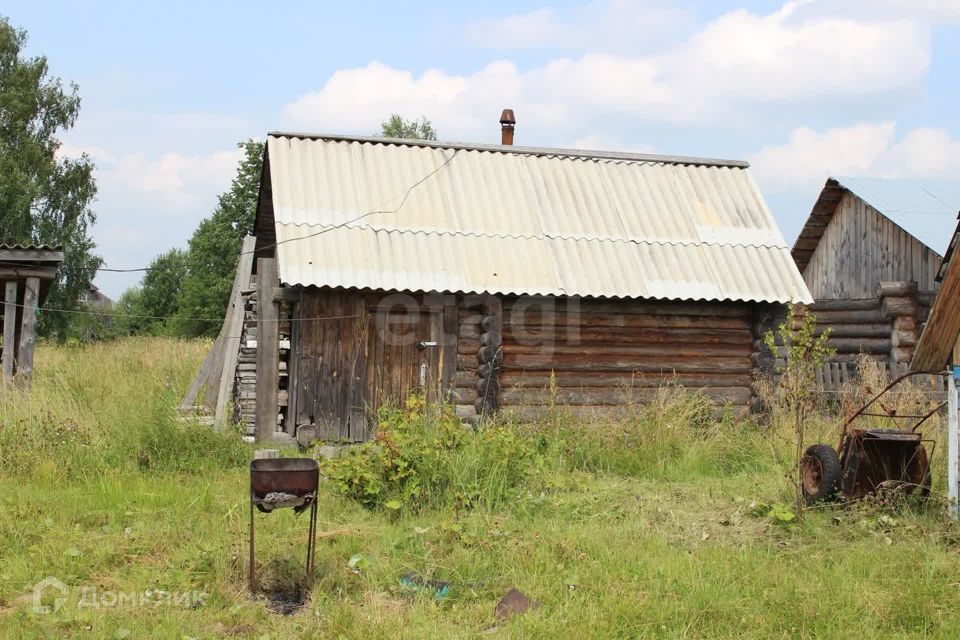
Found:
[379,115,437,140]
[137,248,187,335]
[175,140,264,337]
[0,17,101,338]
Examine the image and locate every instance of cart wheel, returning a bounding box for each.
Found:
[801,444,842,504]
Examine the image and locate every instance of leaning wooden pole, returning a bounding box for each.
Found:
[215,236,257,425]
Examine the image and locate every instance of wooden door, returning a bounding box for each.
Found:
[364,307,441,417]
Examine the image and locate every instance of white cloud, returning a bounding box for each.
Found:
[286,1,932,137]
[798,0,960,24]
[665,3,928,105]
[105,149,242,208]
[873,128,960,177]
[56,143,116,165]
[464,1,691,53]
[750,122,897,187]
[56,141,245,295]
[749,122,960,188]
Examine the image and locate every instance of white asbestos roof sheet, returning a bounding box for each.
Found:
[266,133,812,304]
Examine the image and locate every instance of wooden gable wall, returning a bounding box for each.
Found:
[802,193,942,300]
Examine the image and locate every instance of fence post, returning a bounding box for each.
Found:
[949,367,959,521]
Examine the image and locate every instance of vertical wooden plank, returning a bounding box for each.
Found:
[948,370,958,520]
[16,277,39,387]
[347,296,369,441]
[254,258,279,440]
[214,236,257,424]
[2,280,17,380]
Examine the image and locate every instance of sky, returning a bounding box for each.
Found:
[5,0,960,297]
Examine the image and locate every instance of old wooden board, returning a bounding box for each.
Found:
[181,334,222,409]
[16,277,39,387]
[214,236,256,425]
[2,280,17,380]
[254,258,279,440]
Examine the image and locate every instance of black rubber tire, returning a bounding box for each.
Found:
[801,444,842,504]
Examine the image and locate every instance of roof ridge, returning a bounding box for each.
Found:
[267,131,750,169]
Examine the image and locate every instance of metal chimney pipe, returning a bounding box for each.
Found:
[500,109,516,145]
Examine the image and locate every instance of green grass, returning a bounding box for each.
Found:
[1,338,959,638]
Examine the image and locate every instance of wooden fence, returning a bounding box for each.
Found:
[813,361,948,395]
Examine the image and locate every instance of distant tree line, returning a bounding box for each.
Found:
[81,114,437,341]
[0,13,441,343]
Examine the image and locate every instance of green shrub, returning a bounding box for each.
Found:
[322,395,542,511]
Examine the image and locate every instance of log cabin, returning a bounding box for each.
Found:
[242,119,811,443]
[0,244,63,388]
[792,177,960,369]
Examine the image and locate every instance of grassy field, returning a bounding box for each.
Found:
[2,339,960,639]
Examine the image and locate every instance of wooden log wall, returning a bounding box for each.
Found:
[798,282,933,368]
[453,298,482,422]
[494,297,756,417]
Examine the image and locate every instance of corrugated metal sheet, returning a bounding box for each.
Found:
[0,244,62,251]
[834,176,960,256]
[266,134,812,304]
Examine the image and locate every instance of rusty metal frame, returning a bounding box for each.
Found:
[837,370,949,449]
[824,370,948,501]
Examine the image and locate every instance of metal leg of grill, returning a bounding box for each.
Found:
[248,498,256,593]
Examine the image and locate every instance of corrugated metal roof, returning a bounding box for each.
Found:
[265,134,812,304]
[834,177,960,256]
[0,244,62,251]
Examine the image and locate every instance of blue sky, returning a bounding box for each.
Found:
[5,0,960,296]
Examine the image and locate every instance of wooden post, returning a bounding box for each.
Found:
[475,296,502,418]
[2,280,17,381]
[441,297,459,399]
[16,277,39,388]
[255,258,279,441]
[949,368,959,521]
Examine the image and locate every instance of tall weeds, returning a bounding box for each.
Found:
[0,338,248,480]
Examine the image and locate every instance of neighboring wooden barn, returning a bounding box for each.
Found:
[913,216,960,372]
[231,126,810,443]
[792,177,960,369]
[0,245,63,388]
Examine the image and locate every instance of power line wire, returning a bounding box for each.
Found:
[240,148,459,257]
[2,299,362,325]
